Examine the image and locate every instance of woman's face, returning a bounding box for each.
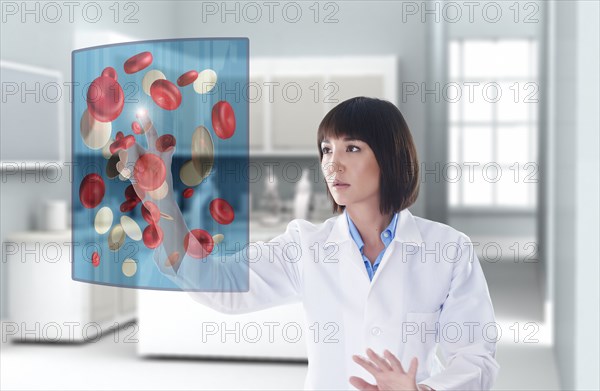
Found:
[320,135,381,209]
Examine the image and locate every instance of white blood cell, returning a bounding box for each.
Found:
[142,70,166,96]
[108,224,126,251]
[94,206,113,234]
[120,215,142,241]
[193,69,217,94]
[80,109,112,150]
[146,180,169,200]
[122,258,138,277]
[101,138,114,159]
[191,125,215,179]
[179,160,204,187]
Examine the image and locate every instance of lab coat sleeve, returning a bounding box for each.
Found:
[417,234,500,391]
[169,219,304,315]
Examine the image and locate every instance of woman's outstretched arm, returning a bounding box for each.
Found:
[122,110,303,313]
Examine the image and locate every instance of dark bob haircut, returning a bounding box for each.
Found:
[317,96,420,215]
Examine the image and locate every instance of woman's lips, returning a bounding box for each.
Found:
[333,184,350,189]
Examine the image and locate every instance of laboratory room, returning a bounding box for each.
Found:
[1,1,598,390]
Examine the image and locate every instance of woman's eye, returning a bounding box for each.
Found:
[321,145,360,154]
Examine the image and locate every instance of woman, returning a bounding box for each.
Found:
[130,97,499,391]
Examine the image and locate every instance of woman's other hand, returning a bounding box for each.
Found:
[350,348,429,391]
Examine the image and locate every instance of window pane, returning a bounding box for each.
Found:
[463,93,494,122]
[447,165,460,207]
[497,82,530,122]
[497,126,529,165]
[463,168,493,206]
[497,169,530,206]
[530,40,538,78]
[531,126,538,162]
[449,125,460,163]
[448,100,460,123]
[530,179,537,207]
[449,41,461,79]
[463,40,496,78]
[463,126,493,163]
[530,99,539,122]
[496,40,531,78]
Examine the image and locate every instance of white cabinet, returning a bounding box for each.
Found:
[138,290,307,360]
[4,231,136,342]
[137,223,317,360]
[250,56,398,156]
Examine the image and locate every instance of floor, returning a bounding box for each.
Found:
[1,263,562,390]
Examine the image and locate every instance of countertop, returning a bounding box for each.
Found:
[4,212,337,244]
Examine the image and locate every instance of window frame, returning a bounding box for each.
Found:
[447,37,539,212]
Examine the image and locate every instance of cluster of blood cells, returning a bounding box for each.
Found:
[110,131,135,154]
[78,49,239,272]
[141,201,163,249]
[121,184,143,212]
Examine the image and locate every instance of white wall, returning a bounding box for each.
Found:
[572,1,599,388]
[551,1,600,389]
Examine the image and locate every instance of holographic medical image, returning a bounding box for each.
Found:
[71,38,249,291]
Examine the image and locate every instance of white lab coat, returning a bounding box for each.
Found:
[178,208,500,390]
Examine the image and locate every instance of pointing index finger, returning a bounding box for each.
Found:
[136,108,159,152]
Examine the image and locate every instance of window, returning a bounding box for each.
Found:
[448,39,538,209]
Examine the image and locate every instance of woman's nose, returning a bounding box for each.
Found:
[323,153,344,175]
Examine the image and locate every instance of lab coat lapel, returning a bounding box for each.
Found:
[367,208,425,290]
[325,210,370,281]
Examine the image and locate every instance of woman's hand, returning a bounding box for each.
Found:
[118,109,191,274]
[349,348,421,391]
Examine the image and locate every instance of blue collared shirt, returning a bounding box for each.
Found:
[346,211,399,281]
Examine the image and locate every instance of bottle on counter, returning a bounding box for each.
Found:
[293,168,312,220]
[258,165,283,226]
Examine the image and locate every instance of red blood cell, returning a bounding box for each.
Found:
[183,188,194,199]
[87,75,124,122]
[177,70,199,87]
[124,51,153,74]
[120,199,138,213]
[141,201,160,224]
[143,223,163,249]
[156,134,176,152]
[101,67,117,80]
[125,184,145,203]
[109,134,135,154]
[211,101,236,139]
[79,173,105,209]
[133,153,166,191]
[209,198,235,225]
[131,121,143,135]
[183,229,214,259]
[92,251,100,267]
[150,79,182,111]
